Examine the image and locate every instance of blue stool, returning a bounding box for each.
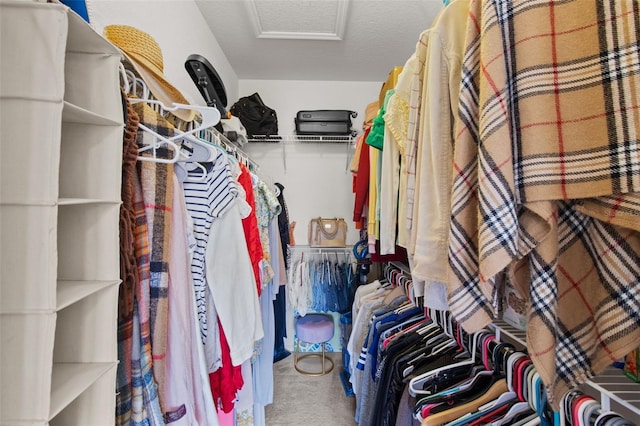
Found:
[294,313,335,376]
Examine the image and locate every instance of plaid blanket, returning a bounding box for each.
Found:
[129,171,164,425]
[133,102,175,415]
[116,94,140,425]
[449,0,640,406]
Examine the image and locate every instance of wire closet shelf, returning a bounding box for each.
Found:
[247,135,355,144]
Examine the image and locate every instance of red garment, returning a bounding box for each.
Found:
[369,241,408,263]
[209,322,243,413]
[352,128,371,227]
[237,163,263,296]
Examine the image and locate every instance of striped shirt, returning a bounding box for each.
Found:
[183,150,238,343]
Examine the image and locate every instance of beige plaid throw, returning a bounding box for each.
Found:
[449,0,640,406]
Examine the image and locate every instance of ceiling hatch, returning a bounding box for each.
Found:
[246,0,350,40]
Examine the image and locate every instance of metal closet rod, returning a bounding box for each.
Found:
[204,126,261,172]
[290,245,353,253]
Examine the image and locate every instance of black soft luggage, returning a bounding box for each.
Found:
[295,110,357,136]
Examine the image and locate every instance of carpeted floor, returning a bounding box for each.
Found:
[265,352,356,425]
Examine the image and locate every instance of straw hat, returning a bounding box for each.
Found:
[104,25,195,122]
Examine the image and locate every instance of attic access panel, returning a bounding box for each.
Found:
[246,0,349,40]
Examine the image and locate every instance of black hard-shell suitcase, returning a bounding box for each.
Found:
[295,110,357,135]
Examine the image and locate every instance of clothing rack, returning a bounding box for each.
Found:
[421,311,640,421]
[384,261,417,305]
[405,311,638,424]
[196,126,261,173]
[490,320,640,421]
[381,259,640,421]
[287,246,357,316]
[290,245,353,255]
[389,260,411,275]
[246,134,356,173]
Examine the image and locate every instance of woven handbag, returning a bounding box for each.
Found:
[308,217,347,248]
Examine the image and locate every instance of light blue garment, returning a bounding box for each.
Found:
[252,218,280,413]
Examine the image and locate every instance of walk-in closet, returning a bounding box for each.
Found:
[1,0,639,425]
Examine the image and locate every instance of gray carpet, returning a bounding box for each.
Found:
[265,352,357,425]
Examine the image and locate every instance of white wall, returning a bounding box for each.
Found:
[239,79,382,246]
[87,0,239,107]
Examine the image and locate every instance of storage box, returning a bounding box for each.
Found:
[502,281,527,331]
[295,110,356,136]
[624,348,640,383]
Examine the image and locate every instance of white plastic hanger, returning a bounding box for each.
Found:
[125,86,221,164]
[119,63,130,94]
[122,72,183,163]
[490,401,532,426]
[123,69,151,101]
[129,98,221,137]
[173,136,216,182]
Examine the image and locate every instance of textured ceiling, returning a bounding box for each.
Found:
[195,0,444,82]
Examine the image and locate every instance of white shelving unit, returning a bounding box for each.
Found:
[247,134,356,172]
[248,135,355,144]
[490,320,640,421]
[0,1,123,424]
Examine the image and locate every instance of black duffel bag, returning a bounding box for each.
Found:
[229,92,278,137]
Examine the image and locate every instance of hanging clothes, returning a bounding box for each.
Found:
[384,53,414,249]
[129,164,164,426]
[403,28,431,253]
[209,323,243,414]
[163,174,217,425]
[287,251,356,315]
[273,182,291,361]
[116,93,141,426]
[378,89,401,255]
[409,0,468,311]
[252,218,283,421]
[448,0,640,407]
[237,162,264,295]
[183,149,238,356]
[133,101,176,415]
[204,173,264,367]
[352,128,372,228]
[352,0,640,413]
[251,173,281,291]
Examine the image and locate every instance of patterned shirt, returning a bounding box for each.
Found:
[252,175,281,288]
